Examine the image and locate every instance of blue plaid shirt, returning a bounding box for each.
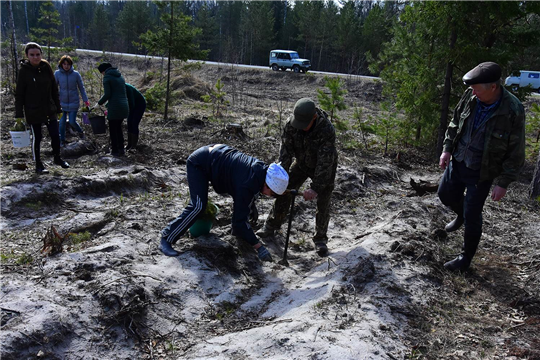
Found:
[473,97,501,131]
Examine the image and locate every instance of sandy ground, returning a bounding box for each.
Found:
[1,53,539,360]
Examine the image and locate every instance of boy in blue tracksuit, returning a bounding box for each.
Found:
[159,144,289,262]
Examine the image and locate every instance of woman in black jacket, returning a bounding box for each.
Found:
[15,42,69,174]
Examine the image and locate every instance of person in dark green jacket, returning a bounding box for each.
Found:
[257,98,338,257]
[97,62,129,156]
[125,83,146,151]
[438,62,525,272]
[14,42,70,174]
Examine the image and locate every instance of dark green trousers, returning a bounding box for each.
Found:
[265,162,336,244]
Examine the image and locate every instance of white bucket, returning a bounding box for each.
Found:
[10,130,31,148]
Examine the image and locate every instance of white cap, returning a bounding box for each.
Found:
[265,163,289,195]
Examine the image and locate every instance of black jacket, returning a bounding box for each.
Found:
[208,145,268,244]
[15,59,61,124]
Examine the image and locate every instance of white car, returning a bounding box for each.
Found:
[505,70,540,92]
[269,50,311,73]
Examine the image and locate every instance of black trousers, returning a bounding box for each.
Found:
[30,116,60,162]
[438,159,492,259]
[108,118,124,154]
[127,102,146,135]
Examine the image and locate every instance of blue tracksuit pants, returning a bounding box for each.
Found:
[161,146,210,244]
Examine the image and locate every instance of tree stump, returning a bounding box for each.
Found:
[219,123,248,140]
[184,116,205,128]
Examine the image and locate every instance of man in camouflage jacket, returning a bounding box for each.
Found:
[258,98,338,256]
[438,62,525,272]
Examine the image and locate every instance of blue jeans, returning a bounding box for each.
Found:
[438,159,492,258]
[59,111,83,142]
[161,146,210,244]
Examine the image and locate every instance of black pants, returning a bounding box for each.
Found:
[108,118,124,154]
[438,159,492,259]
[127,102,146,135]
[30,116,60,162]
[161,146,211,244]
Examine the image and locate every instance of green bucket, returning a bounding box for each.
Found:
[189,219,213,237]
[189,202,219,237]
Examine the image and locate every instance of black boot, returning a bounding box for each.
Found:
[111,139,125,156]
[36,161,49,174]
[159,238,180,257]
[126,133,138,151]
[125,133,133,151]
[315,242,328,257]
[54,156,70,168]
[256,224,276,238]
[131,133,138,149]
[445,216,464,232]
[444,253,471,272]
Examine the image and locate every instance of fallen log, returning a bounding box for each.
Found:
[408,178,439,196]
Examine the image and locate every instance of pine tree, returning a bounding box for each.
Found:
[215,2,244,63]
[335,1,360,74]
[317,76,347,122]
[361,2,396,75]
[239,1,275,65]
[352,107,375,151]
[374,102,399,156]
[87,4,111,51]
[372,1,540,157]
[139,1,208,120]
[116,1,155,53]
[201,79,229,120]
[30,1,72,62]
[193,3,219,60]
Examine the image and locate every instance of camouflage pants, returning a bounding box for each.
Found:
[265,161,336,244]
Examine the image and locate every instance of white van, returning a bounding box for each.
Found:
[505,70,540,92]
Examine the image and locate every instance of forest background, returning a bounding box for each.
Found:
[1,0,540,196]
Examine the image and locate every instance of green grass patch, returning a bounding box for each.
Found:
[16,253,33,265]
[25,201,43,211]
[1,249,33,265]
[0,251,15,263]
[69,231,91,245]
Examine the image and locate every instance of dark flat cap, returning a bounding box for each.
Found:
[463,62,501,85]
[292,98,316,129]
[97,62,112,73]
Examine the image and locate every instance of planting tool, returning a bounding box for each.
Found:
[278,189,303,266]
